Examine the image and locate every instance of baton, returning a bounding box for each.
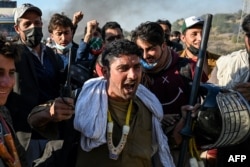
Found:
[177,14,213,167]
[61,48,72,97]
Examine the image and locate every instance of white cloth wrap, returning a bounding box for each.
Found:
[74,77,175,167]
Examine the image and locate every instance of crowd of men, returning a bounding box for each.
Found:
[0,2,250,167]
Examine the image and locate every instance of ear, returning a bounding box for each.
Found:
[14,24,20,34]
[180,34,186,43]
[161,42,167,50]
[50,33,54,40]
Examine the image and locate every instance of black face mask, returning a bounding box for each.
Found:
[187,45,200,56]
[23,27,43,48]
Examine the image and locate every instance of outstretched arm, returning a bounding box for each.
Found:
[234,82,250,102]
[28,97,74,139]
[72,11,84,37]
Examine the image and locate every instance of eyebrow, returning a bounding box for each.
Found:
[0,68,16,71]
[141,45,156,52]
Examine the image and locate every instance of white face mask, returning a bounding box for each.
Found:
[55,42,73,53]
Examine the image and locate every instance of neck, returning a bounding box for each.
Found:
[147,47,170,73]
[185,48,196,59]
[108,93,131,103]
[109,97,130,104]
[56,49,64,54]
[31,44,41,56]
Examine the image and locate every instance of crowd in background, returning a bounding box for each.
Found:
[0,2,250,167]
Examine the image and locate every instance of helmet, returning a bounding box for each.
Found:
[194,83,222,146]
[194,84,250,150]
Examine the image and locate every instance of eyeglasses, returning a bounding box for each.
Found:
[105,35,123,43]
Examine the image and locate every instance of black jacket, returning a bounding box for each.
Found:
[6,42,64,149]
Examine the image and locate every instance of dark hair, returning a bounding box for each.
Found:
[131,21,165,46]
[171,30,181,37]
[156,19,172,31]
[0,36,20,62]
[242,14,250,33]
[101,21,123,40]
[48,13,74,33]
[101,39,142,69]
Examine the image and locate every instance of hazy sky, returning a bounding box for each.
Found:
[17,0,245,37]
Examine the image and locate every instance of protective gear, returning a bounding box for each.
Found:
[140,59,157,70]
[55,42,73,54]
[209,90,250,148]
[194,83,222,147]
[187,45,199,56]
[89,37,103,56]
[23,27,43,47]
[195,83,250,150]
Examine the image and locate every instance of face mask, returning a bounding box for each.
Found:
[23,27,43,48]
[89,37,103,56]
[187,45,199,56]
[140,59,157,70]
[55,42,73,53]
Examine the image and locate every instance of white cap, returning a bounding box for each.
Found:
[182,16,204,33]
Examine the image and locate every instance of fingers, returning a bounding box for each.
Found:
[86,20,99,35]
[181,104,201,118]
[56,97,74,106]
[239,91,250,101]
[181,105,193,111]
[181,104,200,111]
[74,11,84,19]
[235,82,250,88]
[73,11,84,25]
[234,82,250,94]
[50,97,75,122]
[162,114,180,126]
[193,103,201,110]
[88,20,99,28]
[234,83,250,101]
[52,110,73,122]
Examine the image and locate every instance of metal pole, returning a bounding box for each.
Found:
[177,14,213,167]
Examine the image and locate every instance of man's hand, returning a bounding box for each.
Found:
[49,97,75,122]
[181,103,201,120]
[84,20,99,42]
[162,114,180,127]
[172,103,201,145]
[72,11,84,26]
[86,20,99,34]
[234,82,250,101]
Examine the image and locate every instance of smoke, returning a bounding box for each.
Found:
[42,0,174,41]
[41,0,242,42]
[59,0,169,31]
